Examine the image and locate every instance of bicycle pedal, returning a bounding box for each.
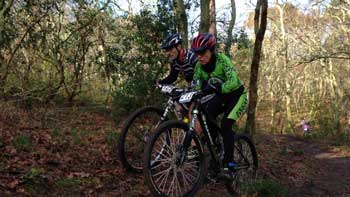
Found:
[218,169,236,181]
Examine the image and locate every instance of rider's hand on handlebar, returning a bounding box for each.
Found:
[210,83,222,94]
[202,83,221,95]
[154,79,161,88]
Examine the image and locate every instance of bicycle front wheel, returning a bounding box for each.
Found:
[118,106,165,173]
[225,134,258,195]
[144,120,205,197]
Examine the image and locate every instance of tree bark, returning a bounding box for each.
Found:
[224,0,236,56]
[174,0,188,47]
[199,0,210,33]
[276,2,293,132]
[246,0,268,136]
[209,0,216,34]
[254,0,261,35]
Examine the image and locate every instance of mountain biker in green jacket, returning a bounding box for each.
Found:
[191,32,248,173]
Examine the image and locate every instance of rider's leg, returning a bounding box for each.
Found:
[221,118,236,166]
[221,90,248,170]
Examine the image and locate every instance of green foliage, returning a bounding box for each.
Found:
[55,178,81,188]
[110,10,171,116]
[307,97,347,143]
[13,134,32,151]
[71,128,89,145]
[52,128,61,138]
[234,28,252,50]
[241,179,288,197]
[106,131,119,147]
[2,0,347,148]
[71,128,82,145]
[28,167,41,178]
[293,149,304,156]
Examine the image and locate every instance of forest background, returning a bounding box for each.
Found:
[0,0,350,195]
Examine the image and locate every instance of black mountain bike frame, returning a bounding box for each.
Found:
[157,85,188,127]
[180,95,222,172]
[181,94,251,174]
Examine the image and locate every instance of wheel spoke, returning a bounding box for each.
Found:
[179,170,191,191]
[159,168,172,192]
[152,168,171,185]
[152,148,172,162]
[226,136,258,195]
[146,122,204,196]
[121,108,164,171]
[167,172,176,196]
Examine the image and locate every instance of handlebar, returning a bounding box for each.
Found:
[157,78,221,102]
[156,84,189,98]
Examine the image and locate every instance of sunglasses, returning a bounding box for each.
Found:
[194,49,207,56]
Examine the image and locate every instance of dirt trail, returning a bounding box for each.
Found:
[196,134,350,196]
[279,135,350,196]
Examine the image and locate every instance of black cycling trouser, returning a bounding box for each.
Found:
[200,85,247,164]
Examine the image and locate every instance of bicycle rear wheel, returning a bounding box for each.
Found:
[118,106,165,173]
[225,134,258,195]
[144,120,205,196]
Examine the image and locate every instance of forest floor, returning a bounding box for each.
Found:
[0,102,350,196]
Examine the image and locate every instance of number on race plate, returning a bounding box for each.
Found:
[161,85,176,94]
[179,91,196,103]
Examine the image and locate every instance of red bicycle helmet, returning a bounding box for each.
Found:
[191,33,216,52]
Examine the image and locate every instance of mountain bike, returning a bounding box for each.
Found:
[118,85,189,173]
[143,80,258,196]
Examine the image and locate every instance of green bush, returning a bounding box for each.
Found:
[110,10,172,117]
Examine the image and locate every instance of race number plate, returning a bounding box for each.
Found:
[179,92,196,103]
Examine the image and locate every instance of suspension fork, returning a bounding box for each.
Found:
[182,110,197,149]
[176,102,200,165]
[173,100,184,120]
[179,103,217,165]
[155,99,173,128]
[199,113,221,169]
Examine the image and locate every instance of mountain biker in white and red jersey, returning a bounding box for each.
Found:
[156,33,197,86]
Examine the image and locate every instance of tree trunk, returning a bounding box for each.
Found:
[199,0,210,33]
[224,0,236,56]
[174,0,188,48]
[254,0,262,35]
[276,2,293,132]
[270,90,276,133]
[246,0,268,136]
[209,0,216,34]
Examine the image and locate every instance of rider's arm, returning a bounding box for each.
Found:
[184,51,197,83]
[184,67,194,83]
[193,62,202,90]
[220,54,242,94]
[159,64,179,85]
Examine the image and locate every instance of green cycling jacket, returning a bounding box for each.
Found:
[193,53,243,94]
